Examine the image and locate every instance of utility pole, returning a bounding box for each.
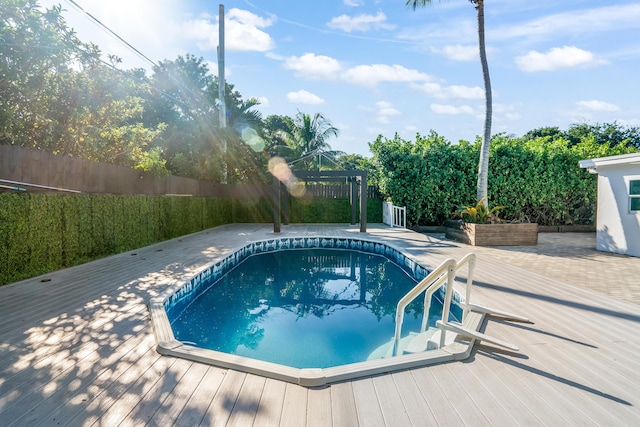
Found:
[217,4,226,129]
[217,4,227,182]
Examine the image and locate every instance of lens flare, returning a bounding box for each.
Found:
[241,127,265,152]
[268,157,306,198]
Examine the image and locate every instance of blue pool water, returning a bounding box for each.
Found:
[168,248,461,369]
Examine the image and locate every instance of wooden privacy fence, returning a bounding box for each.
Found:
[1,145,381,199]
[303,184,381,199]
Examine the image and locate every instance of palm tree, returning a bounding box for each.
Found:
[286,112,343,171]
[407,0,492,206]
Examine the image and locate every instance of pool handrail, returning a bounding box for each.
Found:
[392,258,456,356]
[393,253,529,356]
[435,253,477,348]
[456,253,530,324]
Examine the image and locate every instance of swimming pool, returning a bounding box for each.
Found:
[150,236,485,386]
[167,248,462,369]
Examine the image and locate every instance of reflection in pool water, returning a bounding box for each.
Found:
[168,248,461,368]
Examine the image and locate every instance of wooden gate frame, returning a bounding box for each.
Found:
[273,170,367,233]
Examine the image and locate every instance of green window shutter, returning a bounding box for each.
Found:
[631,180,640,211]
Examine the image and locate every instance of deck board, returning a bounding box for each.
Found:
[1,224,639,425]
[443,361,519,426]
[388,371,438,427]
[494,323,637,424]
[350,378,385,427]
[371,374,412,427]
[225,373,266,427]
[409,367,465,426]
[200,369,247,427]
[146,362,210,427]
[465,348,552,426]
[329,382,358,427]
[306,385,332,427]
[278,382,308,426]
[173,367,226,427]
[253,378,286,427]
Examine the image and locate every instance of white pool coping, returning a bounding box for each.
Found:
[149,236,484,387]
[151,300,483,387]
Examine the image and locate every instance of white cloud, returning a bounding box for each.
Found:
[283,53,342,80]
[618,118,640,127]
[431,104,474,115]
[287,90,325,105]
[327,12,395,33]
[265,52,285,61]
[396,18,477,46]
[366,126,387,136]
[375,101,401,124]
[576,100,620,112]
[342,64,433,87]
[256,96,270,107]
[414,82,484,99]
[440,45,477,61]
[493,103,521,121]
[496,4,640,40]
[39,0,184,70]
[183,8,274,52]
[343,0,364,6]
[204,61,231,77]
[515,46,602,72]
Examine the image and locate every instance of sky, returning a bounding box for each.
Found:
[40,0,640,157]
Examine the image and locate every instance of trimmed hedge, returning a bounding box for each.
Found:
[370,132,638,226]
[0,193,382,286]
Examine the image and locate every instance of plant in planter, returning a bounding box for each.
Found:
[454,198,504,224]
[446,198,538,246]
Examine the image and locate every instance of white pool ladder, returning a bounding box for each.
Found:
[392,253,530,356]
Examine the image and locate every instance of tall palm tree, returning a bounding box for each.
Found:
[287,112,343,170]
[407,0,492,206]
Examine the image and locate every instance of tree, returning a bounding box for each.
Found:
[144,54,268,182]
[263,114,297,157]
[285,112,342,171]
[0,0,100,147]
[407,0,493,206]
[521,126,564,141]
[566,122,640,149]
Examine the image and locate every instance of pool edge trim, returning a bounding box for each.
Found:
[150,300,485,387]
[149,235,484,387]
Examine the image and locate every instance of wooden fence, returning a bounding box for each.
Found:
[303,184,381,199]
[1,145,381,199]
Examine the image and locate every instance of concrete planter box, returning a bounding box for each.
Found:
[445,220,538,246]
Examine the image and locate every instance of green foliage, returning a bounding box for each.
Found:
[524,122,640,149]
[267,112,343,171]
[0,193,375,286]
[455,198,503,224]
[1,2,266,183]
[369,131,477,224]
[370,131,638,226]
[1,0,101,147]
[367,199,383,224]
[289,199,351,223]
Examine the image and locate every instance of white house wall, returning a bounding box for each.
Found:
[596,164,640,257]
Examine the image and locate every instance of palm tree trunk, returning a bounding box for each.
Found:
[475,0,492,206]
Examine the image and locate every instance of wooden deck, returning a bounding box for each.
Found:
[1,224,639,426]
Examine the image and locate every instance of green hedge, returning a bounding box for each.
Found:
[0,193,382,286]
[370,132,638,226]
[288,198,382,224]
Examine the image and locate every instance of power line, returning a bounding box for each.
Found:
[243,0,413,45]
[60,0,221,115]
[63,0,158,68]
